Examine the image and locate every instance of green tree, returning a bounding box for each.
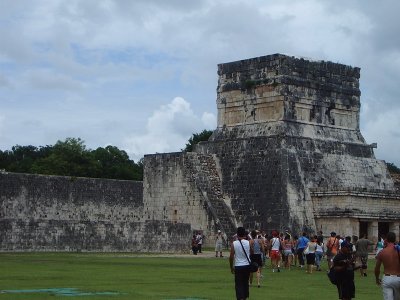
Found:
[31,138,98,177]
[0,138,144,180]
[183,130,213,152]
[0,145,52,173]
[91,146,143,180]
[387,162,400,174]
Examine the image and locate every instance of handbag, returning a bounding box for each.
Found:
[239,240,259,273]
[303,245,309,255]
[327,267,337,285]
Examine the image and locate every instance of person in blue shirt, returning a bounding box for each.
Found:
[296,232,310,268]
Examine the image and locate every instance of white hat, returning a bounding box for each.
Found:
[217,230,221,233]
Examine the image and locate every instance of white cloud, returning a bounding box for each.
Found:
[123,97,216,161]
[0,74,11,87]
[0,0,399,168]
[25,69,86,91]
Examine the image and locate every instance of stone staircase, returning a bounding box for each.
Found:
[184,153,236,239]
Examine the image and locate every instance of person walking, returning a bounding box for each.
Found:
[315,236,324,271]
[296,232,309,269]
[355,233,374,277]
[270,230,281,272]
[215,230,224,257]
[229,227,253,300]
[305,236,317,274]
[326,232,339,269]
[374,232,400,300]
[375,234,385,257]
[249,230,265,287]
[281,234,295,270]
[333,240,359,300]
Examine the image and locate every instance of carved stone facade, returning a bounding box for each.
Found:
[193,54,398,242]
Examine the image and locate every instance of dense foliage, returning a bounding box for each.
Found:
[183,129,213,152]
[0,138,143,181]
[387,162,400,174]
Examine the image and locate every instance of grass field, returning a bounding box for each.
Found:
[0,251,383,299]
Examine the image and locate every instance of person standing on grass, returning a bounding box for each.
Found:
[191,234,198,255]
[249,230,265,288]
[230,227,253,300]
[215,230,224,257]
[270,230,281,272]
[374,232,400,300]
[315,236,324,271]
[375,234,385,257]
[355,233,374,277]
[305,235,317,274]
[333,241,359,300]
[196,232,203,254]
[292,235,299,267]
[326,231,339,269]
[296,232,309,269]
[317,230,324,244]
[281,234,294,270]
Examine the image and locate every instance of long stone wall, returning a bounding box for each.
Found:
[0,172,191,252]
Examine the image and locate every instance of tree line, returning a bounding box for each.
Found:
[0,138,143,181]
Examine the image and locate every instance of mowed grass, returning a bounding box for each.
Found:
[0,252,382,300]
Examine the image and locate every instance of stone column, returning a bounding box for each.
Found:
[368,221,379,242]
[389,221,400,239]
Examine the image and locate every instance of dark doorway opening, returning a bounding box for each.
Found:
[359,221,368,238]
[378,222,389,237]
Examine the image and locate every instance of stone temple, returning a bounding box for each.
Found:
[1,54,399,252]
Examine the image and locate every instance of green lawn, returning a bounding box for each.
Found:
[0,252,382,299]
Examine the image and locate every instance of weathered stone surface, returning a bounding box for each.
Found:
[0,172,190,252]
[195,54,398,240]
[216,54,361,131]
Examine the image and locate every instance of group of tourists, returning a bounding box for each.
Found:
[191,232,204,255]
[227,227,400,300]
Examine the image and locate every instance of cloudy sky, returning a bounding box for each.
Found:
[1,0,399,166]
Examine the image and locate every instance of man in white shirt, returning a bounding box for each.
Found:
[230,227,253,300]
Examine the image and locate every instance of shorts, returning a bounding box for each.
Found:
[270,250,281,260]
[358,255,368,269]
[306,253,316,265]
[283,249,293,257]
[215,242,223,252]
[250,253,263,267]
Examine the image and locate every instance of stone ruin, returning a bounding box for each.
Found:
[1,54,399,252]
[147,53,399,243]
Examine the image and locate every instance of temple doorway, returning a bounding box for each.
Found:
[359,221,368,238]
[378,222,389,237]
